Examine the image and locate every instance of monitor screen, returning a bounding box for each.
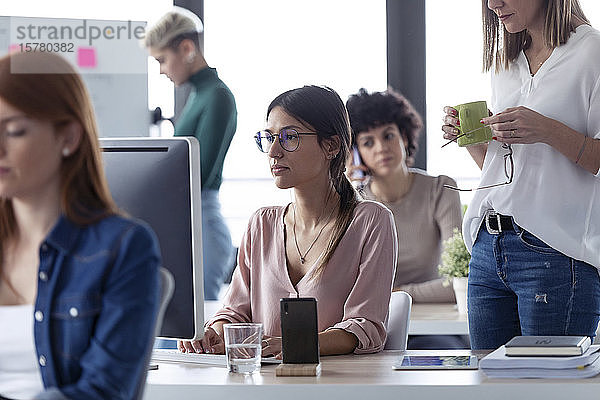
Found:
[100,137,204,340]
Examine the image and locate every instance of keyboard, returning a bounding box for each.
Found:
[151,349,282,366]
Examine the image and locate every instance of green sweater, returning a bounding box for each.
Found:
[175,67,237,190]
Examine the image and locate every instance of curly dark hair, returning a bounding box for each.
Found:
[346,87,423,166]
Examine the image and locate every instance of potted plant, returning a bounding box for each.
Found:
[438,228,471,314]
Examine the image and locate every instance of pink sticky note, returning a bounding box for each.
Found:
[77,47,97,68]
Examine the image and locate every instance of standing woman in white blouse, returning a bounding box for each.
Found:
[442,0,600,350]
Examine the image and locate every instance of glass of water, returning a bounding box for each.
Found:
[223,323,263,374]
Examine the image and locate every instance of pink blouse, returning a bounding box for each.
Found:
[208,200,397,354]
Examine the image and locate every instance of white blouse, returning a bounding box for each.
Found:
[0,305,44,400]
[463,24,600,268]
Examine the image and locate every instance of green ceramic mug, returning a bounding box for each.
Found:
[454,101,492,147]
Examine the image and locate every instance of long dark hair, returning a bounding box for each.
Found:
[267,85,359,277]
[482,0,589,71]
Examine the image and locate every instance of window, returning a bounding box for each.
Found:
[9,1,600,242]
[1,0,170,20]
[426,2,490,206]
[426,0,600,205]
[204,0,387,244]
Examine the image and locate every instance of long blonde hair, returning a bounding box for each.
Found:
[482,0,589,71]
[0,52,118,251]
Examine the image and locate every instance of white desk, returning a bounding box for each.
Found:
[409,304,600,342]
[145,349,600,400]
[409,303,468,335]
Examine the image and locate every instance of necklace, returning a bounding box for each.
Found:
[528,46,552,76]
[292,191,336,264]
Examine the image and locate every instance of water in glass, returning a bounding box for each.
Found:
[226,343,261,373]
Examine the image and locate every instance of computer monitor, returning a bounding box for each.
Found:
[100,137,204,340]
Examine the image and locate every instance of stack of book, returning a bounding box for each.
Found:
[480,336,600,378]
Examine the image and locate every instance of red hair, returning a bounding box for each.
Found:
[0,52,118,243]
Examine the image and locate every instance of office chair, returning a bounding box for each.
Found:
[135,267,175,400]
[384,291,412,350]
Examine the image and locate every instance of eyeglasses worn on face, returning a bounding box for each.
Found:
[444,144,514,191]
[254,128,318,153]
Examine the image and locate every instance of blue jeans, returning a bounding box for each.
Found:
[468,221,600,350]
[202,190,234,300]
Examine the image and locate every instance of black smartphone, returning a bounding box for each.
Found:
[280,297,319,364]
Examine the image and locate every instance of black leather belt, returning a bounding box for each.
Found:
[485,210,514,234]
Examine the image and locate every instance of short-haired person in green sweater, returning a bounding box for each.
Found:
[346,88,467,349]
[145,9,236,300]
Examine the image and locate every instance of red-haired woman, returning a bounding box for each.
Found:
[0,52,160,400]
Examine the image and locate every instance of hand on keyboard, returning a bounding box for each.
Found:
[179,326,224,354]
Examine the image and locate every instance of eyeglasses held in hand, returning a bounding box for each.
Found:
[444,144,514,191]
[254,128,318,153]
[440,125,490,148]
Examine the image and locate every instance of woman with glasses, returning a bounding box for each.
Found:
[0,52,160,400]
[442,0,600,350]
[179,85,397,357]
[145,9,236,301]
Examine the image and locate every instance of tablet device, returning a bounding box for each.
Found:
[392,355,478,370]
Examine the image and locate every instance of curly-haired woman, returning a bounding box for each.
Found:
[347,88,466,349]
[347,88,462,304]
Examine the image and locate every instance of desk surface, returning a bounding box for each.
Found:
[145,349,600,400]
[409,303,468,335]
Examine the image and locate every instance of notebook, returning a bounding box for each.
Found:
[504,336,591,357]
[480,345,600,379]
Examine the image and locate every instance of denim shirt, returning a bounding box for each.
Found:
[32,214,161,400]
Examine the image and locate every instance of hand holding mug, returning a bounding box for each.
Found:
[441,106,461,142]
[482,106,555,145]
[442,102,492,148]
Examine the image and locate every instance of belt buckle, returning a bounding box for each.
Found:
[485,210,502,234]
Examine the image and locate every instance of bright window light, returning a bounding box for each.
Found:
[427,0,600,205]
[205,0,387,244]
[7,1,600,243]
